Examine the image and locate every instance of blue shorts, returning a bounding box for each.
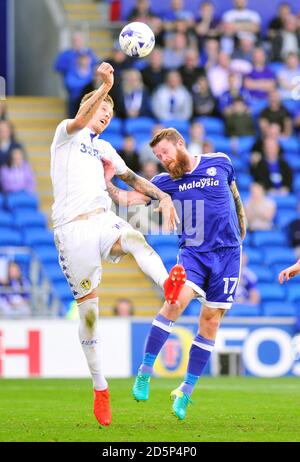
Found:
[177,245,242,309]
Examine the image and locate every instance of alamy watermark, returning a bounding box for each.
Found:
[0,76,6,100]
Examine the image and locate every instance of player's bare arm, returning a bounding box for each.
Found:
[230,181,247,241]
[102,157,150,206]
[66,62,114,134]
[278,260,300,284]
[119,168,180,232]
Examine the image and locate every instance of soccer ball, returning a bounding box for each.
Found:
[119,22,155,58]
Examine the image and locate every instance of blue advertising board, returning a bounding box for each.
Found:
[131,319,300,378]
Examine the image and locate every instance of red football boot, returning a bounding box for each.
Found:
[163,264,186,305]
[94,388,112,426]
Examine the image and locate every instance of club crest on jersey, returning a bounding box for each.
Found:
[206,167,217,176]
[80,279,91,291]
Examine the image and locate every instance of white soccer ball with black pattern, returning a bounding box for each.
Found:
[119,22,155,58]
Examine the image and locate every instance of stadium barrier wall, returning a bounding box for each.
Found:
[0,318,299,378]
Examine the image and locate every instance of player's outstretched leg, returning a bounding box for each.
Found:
[171,334,215,421]
[78,296,112,426]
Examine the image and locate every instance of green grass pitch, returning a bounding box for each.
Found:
[0,377,299,442]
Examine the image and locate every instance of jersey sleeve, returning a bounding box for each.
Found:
[54,119,77,147]
[151,173,172,193]
[103,142,127,176]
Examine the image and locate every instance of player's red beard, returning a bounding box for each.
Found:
[164,148,191,179]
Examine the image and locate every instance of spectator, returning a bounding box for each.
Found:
[268,2,292,39]
[250,137,293,194]
[219,72,251,113]
[287,203,300,257]
[244,182,276,231]
[224,97,255,136]
[0,121,22,167]
[119,136,141,173]
[0,262,30,317]
[0,147,36,194]
[138,124,164,165]
[65,52,94,117]
[244,48,276,100]
[163,0,195,29]
[54,30,98,77]
[141,160,160,181]
[250,123,283,166]
[230,33,255,74]
[152,70,193,121]
[162,32,187,70]
[207,51,231,98]
[127,0,156,22]
[192,75,217,117]
[114,69,151,119]
[141,48,167,94]
[219,21,236,56]
[202,139,215,153]
[277,52,300,100]
[187,122,205,156]
[195,1,220,45]
[113,298,134,316]
[202,38,220,70]
[0,101,6,120]
[259,90,292,138]
[222,0,261,40]
[235,253,261,305]
[271,14,300,61]
[179,48,205,89]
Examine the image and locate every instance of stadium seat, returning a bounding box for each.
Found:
[236,136,256,154]
[287,285,300,303]
[54,281,73,301]
[146,234,178,249]
[282,100,300,117]
[249,100,268,116]
[269,62,284,74]
[248,264,273,283]
[124,117,154,136]
[227,303,261,316]
[0,193,4,209]
[279,137,299,154]
[24,229,54,247]
[242,233,251,247]
[243,247,263,264]
[184,299,201,316]
[102,117,122,135]
[264,247,296,265]
[272,194,298,210]
[14,210,47,229]
[293,174,300,192]
[275,210,298,228]
[252,230,287,248]
[0,227,23,246]
[162,120,189,135]
[258,283,286,302]
[34,245,58,264]
[262,302,297,317]
[44,263,65,283]
[236,173,252,190]
[196,116,224,135]
[156,245,178,263]
[283,153,300,172]
[208,135,231,152]
[6,192,39,211]
[99,134,124,150]
[0,210,14,227]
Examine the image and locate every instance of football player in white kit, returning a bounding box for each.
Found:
[50,62,186,426]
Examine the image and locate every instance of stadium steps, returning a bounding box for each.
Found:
[99,256,163,316]
[7,96,66,224]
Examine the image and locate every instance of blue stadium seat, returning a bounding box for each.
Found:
[99,134,124,150]
[293,174,300,192]
[208,135,231,152]
[162,120,189,135]
[269,62,284,74]
[0,228,23,246]
[287,285,300,303]
[184,299,201,316]
[156,245,178,263]
[103,117,122,135]
[282,100,300,116]
[236,136,256,154]
[24,229,54,247]
[54,281,73,300]
[275,210,298,228]
[236,173,252,190]
[124,117,154,136]
[264,247,296,265]
[262,302,297,317]
[227,303,261,316]
[34,245,58,263]
[243,247,263,264]
[279,137,299,154]
[6,192,39,211]
[0,210,14,227]
[283,154,300,172]
[14,210,47,229]
[196,116,224,135]
[252,230,287,248]
[258,283,286,302]
[242,233,251,247]
[248,265,273,283]
[0,193,4,209]
[272,194,297,210]
[146,234,178,248]
[249,100,268,116]
[44,263,65,283]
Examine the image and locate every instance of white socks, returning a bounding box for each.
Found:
[120,228,168,288]
[77,297,107,391]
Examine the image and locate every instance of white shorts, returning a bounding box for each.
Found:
[54,210,131,299]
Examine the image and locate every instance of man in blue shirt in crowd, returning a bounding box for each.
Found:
[104,128,246,421]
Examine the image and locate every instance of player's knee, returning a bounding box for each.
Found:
[120,228,149,253]
[200,315,220,337]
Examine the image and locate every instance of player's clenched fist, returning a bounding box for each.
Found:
[97,62,114,89]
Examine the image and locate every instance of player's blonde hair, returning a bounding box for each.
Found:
[149,128,185,148]
[80,91,114,109]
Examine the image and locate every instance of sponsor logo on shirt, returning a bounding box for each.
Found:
[178,178,219,192]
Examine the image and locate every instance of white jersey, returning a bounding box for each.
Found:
[50,119,127,228]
